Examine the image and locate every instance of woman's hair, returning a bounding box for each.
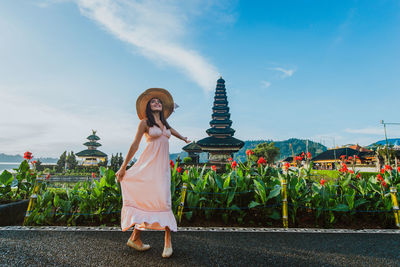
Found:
[145,98,171,129]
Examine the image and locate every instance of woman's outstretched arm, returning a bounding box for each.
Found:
[116,119,147,182]
[170,127,191,144]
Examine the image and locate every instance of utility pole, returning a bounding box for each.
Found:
[380,120,400,165]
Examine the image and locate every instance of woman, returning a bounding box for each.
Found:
[116,88,190,258]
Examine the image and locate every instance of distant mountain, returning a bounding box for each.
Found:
[370,138,400,147]
[233,138,327,162]
[0,153,58,163]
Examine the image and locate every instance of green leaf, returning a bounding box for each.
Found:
[223,174,231,189]
[0,170,13,186]
[268,210,280,220]
[54,193,60,207]
[227,191,235,206]
[267,185,281,200]
[185,211,193,221]
[334,204,349,212]
[249,201,261,209]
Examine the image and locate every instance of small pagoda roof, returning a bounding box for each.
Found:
[87,130,100,141]
[197,136,244,148]
[83,141,102,147]
[182,142,203,152]
[76,149,107,157]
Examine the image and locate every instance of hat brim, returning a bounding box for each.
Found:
[136,88,174,120]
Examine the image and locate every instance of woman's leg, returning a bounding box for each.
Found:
[130,228,143,246]
[164,227,172,248]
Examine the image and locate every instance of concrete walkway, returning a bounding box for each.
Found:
[1,227,399,266]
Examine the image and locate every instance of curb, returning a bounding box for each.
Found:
[1,226,399,234]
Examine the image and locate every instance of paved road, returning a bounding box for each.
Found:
[1,229,399,266]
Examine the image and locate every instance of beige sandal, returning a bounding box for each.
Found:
[162,246,173,258]
[126,239,151,251]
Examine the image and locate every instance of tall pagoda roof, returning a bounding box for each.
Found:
[197,77,244,151]
[197,136,244,148]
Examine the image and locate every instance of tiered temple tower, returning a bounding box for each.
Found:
[197,77,244,164]
[76,130,107,166]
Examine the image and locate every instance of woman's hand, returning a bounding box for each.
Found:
[116,168,126,182]
[183,137,191,144]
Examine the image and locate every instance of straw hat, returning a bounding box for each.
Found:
[136,88,174,120]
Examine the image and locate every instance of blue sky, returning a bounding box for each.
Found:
[0,0,399,158]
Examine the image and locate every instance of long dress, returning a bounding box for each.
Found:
[120,124,177,232]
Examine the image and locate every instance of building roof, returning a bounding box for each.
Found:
[76,149,107,157]
[182,142,203,152]
[312,147,360,161]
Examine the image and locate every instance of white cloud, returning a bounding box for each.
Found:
[71,0,220,92]
[344,127,384,135]
[269,67,296,79]
[261,81,271,88]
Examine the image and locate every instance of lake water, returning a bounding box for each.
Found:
[0,162,20,173]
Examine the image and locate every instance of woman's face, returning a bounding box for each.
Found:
[150,98,162,112]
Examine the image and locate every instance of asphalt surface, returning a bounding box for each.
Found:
[1,229,400,267]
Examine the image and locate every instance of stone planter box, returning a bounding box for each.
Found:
[0,199,29,226]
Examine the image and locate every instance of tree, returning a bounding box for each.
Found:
[251,142,280,165]
[35,159,44,172]
[66,151,78,170]
[56,151,67,173]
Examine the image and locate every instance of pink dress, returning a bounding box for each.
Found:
[120,124,177,232]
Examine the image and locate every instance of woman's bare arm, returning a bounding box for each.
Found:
[116,119,147,181]
[170,127,191,143]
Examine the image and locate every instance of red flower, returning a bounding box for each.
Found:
[380,169,385,174]
[46,174,51,180]
[231,161,238,169]
[356,173,361,179]
[211,165,216,172]
[176,167,182,173]
[92,172,96,178]
[24,151,33,160]
[170,160,174,169]
[306,152,312,159]
[339,163,348,173]
[257,157,267,166]
[320,179,326,186]
[228,157,233,162]
[340,155,346,160]
[246,149,254,156]
[31,160,37,165]
[348,170,354,174]
[283,162,290,170]
[30,172,34,176]
[398,167,400,173]
[377,174,383,181]
[348,156,353,161]
[355,155,359,159]
[384,165,393,171]
[382,181,387,187]
[185,170,188,174]
[301,152,305,157]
